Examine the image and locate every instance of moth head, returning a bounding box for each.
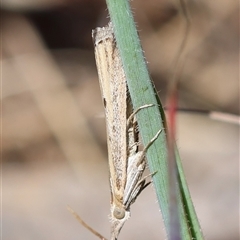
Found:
[113,206,125,219]
[110,205,130,240]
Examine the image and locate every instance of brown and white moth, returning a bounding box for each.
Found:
[92,22,161,240]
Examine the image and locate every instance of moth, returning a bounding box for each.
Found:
[92,22,161,240]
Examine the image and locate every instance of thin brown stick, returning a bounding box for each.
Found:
[67,206,107,240]
[167,1,191,239]
[170,0,191,89]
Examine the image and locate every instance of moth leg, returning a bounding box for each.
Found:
[124,129,162,208]
[126,172,155,209]
[127,104,158,156]
[142,129,162,155]
[131,128,162,167]
[127,104,154,127]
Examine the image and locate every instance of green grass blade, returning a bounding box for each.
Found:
[105,0,204,239]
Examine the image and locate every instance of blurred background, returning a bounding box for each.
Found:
[2,0,239,239]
